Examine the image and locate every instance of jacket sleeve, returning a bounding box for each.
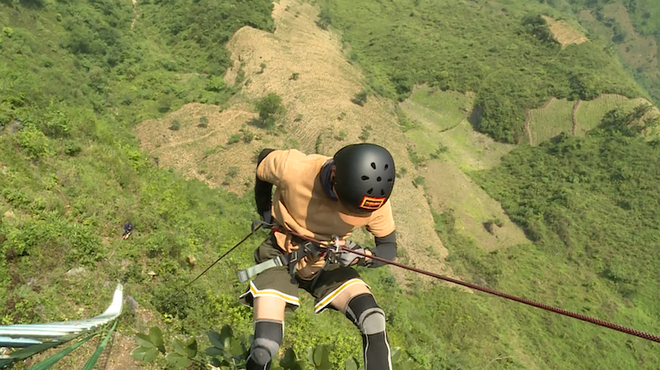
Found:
[254,149,275,215]
[364,201,397,267]
[368,231,397,267]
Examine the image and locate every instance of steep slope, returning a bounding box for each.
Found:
[135,0,450,281]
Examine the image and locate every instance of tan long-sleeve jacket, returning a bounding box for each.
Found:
[257,149,396,279]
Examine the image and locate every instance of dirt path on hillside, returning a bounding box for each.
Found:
[130,0,138,29]
[524,109,533,145]
[572,99,581,135]
[146,110,248,153]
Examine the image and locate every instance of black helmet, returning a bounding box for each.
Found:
[333,143,396,214]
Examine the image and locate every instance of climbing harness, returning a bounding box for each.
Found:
[237,228,335,284]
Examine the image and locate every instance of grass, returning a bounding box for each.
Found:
[573,0,660,106]
[528,98,574,144]
[575,94,649,135]
[400,89,514,171]
[402,86,473,131]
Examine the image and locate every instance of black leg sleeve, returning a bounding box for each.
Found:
[345,293,392,370]
[246,319,283,370]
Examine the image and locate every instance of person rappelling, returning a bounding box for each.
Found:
[238,143,398,370]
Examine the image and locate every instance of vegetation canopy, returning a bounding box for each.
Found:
[321,0,645,143]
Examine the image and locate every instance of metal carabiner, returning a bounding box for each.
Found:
[329,235,341,253]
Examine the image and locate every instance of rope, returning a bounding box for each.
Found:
[285,230,660,344]
[25,334,97,370]
[0,333,83,368]
[82,320,118,370]
[184,224,263,287]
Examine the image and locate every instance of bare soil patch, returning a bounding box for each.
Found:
[572,99,581,135]
[541,15,589,48]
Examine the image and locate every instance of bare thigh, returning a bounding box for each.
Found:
[254,295,287,321]
[329,282,371,314]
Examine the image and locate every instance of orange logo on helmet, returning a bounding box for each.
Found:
[359,196,385,210]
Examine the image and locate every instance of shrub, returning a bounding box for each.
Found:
[316,6,333,30]
[198,116,209,128]
[158,96,173,113]
[255,93,286,129]
[205,76,226,92]
[358,126,371,141]
[351,90,368,106]
[242,129,254,143]
[15,127,52,159]
[227,133,241,144]
[169,119,181,131]
[64,140,82,156]
[334,129,347,141]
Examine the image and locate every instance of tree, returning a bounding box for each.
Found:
[255,93,286,129]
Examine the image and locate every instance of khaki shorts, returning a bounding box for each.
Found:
[239,233,366,313]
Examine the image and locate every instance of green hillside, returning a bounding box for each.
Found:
[2,0,660,369]
[319,0,644,143]
[561,0,660,106]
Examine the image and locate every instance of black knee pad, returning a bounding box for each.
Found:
[246,320,283,369]
[345,293,386,335]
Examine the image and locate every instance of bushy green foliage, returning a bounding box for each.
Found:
[316,5,333,30]
[321,0,644,142]
[198,116,209,128]
[469,111,660,367]
[131,324,419,370]
[255,93,286,129]
[0,0,274,353]
[14,126,52,159]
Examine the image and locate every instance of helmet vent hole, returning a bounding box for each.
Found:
[371,162,376,169]
[381,189,385,196]
[361,176,370,181]
[387,178,393,182]
[377,176,382,182]
[384,164,389,170]
[367,188,374,194]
